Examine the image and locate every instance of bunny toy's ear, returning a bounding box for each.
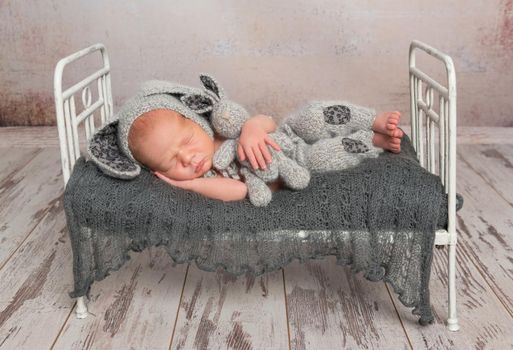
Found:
[179,93,215,114]
[87,120,141,179]
[199,74,225,100]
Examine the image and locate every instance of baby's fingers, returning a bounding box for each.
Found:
[238,144,245,161]
[245,147,259,170]
[249,145,267,170]
[258,142,273,166]
[265,135,282,152]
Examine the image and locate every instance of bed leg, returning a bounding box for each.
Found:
[75,296,89,319]
[447,242,460,331]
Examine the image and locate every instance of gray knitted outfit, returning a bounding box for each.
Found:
[203,99,383,206]
[203,100,382,177]
[280,100,382,171]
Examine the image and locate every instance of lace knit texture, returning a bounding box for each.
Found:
[63,135,460,325]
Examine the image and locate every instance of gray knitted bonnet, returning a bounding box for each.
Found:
[87,74,228,180]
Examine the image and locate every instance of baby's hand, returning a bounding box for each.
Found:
[237,119,281,170]
[153,171,194,190]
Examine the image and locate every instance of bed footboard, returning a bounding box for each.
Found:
[409,40,459,331]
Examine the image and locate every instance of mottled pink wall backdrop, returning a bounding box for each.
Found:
[0,0,512,126]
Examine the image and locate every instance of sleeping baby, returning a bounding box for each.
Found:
[126,105,404,202]
[88,75,404,205]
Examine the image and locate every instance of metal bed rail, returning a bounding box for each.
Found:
[409,39,459,331]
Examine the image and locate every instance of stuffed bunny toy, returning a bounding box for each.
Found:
[201,75,385,207]
[212,127,311,207]
[195,74,311,207]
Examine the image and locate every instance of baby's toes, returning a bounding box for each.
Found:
[386,122,400,135]
[388,114,400,125]
[391,137,401,145]
[389,141,401,153]
[392,128,404,138]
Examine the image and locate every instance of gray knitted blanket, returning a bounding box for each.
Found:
[63,135,461,325]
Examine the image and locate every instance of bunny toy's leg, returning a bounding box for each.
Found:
[240,167,273,207]
[303,129,383,172]
[274,151,310,190]
[282,101,377,144]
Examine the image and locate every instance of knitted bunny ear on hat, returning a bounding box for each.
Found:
[87,119,141,179]
[140,79,218,115]
[87,80,216,180]
[141,74,229,116]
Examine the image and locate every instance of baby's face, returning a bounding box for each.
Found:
[137,111,215,180]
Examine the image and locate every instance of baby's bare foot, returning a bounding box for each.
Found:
[372,111,403,138]
[372,132,401,153]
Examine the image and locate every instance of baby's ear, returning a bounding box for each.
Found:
[180,93,215,114]
[199,74,225,100]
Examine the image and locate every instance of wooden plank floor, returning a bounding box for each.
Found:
[1,126,512,349]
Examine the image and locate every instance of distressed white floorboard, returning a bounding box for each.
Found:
[0,195,73,349]
[284,256,411,349]
[52,247,188,350]
[0,148,42,183]
[455,145,513,316]
[0,148,63,267]
[170,265,289,350]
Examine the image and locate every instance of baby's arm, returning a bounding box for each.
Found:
[155,172,248,202]
[243,114,278,133]
[188,176,248,201]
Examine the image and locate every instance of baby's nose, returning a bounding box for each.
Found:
[181,151,196,166]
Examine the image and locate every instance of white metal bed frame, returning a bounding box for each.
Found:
[53,40,459,331]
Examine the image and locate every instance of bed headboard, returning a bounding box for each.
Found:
[54,43,113,185]
[408,40,457,239]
